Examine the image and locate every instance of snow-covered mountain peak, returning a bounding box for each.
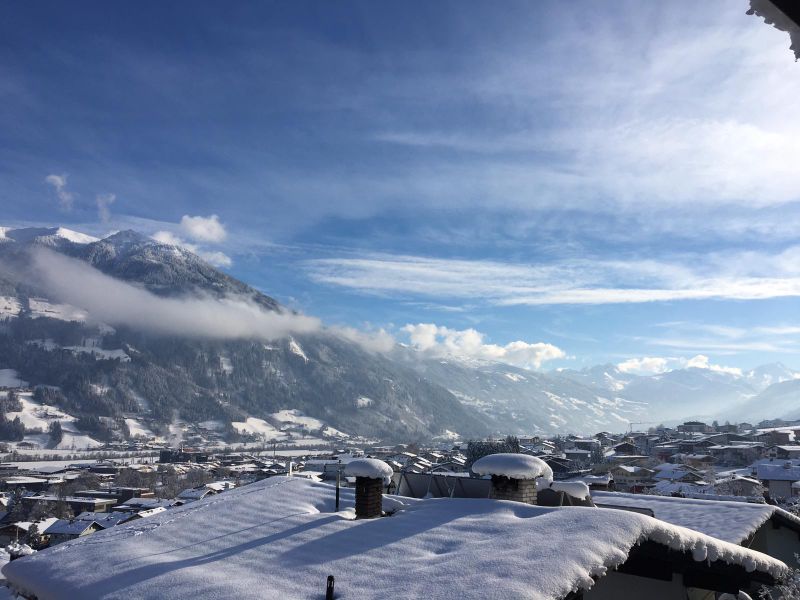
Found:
[2,226,99,246]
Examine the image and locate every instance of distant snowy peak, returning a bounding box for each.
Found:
[745,363,800,391]
[1,226,99,246]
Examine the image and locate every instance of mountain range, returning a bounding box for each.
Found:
[0,225,798,445]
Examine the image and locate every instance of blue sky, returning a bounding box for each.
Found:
[2,0,800,373]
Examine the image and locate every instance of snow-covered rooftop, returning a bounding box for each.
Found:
[592,491,800,544]
[471,453,553,480]
[3,477,787,600]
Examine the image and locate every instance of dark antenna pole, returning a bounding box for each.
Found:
[335,459,341,511]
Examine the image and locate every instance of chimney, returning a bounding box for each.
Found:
[345,458,393,519]
[471,453,553,505]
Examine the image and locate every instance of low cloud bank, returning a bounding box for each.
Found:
[403,322,565,369]
[617,354,742,376]
[31,248,320,340]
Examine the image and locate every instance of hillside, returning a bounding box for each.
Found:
[0,227,488,444]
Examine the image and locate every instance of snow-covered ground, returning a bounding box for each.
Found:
[125,418,155,439]
[0,370,26,388]
[355,396,373,408]
[288,337,309,362]
[63,345,130,362]
[55,433,103,450]
[232,418,288,440]
[271,409,324,430]
[0,297,20,321]
[28,298,88,322]
[2,393,102,450]
[219,356,233,374]
[5,394,74,431]
[2,477,786,600]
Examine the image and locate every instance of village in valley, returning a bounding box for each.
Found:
[2,376,800,599]
[4,0,800,597]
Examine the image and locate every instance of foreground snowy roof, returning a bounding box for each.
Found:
[471,453,553,480]
[4,477,786,600]
[592,491,800,544]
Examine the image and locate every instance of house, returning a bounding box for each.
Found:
[176,487,218,503]
[764,445,800,460]
[20,495,117,515]
[682,454,714,469]
[609,465,655,492]
[563,448,591,467]
[652,464,704,484]
[756,461,800,500]
[756,431,792,446]
[611,442,639,456]
[708,443,764,466]
[593,491,800,567]
[0,518,58,546]
[678,421,711,433]
[44,519,103,545]
[1,476,788,600]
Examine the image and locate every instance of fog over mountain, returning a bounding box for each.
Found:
[0,226,798,444]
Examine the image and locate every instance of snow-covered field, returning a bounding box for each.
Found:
[5,394,73,431]
[271,409,324,430]
[2,393,102,450]
[28,298,88,322]
[0,370,26,388]
[0,297,20,321]
[55,433,103,450]
[125,418,155,439]
[232,418,287,440]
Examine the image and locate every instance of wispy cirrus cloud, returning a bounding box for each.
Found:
[306,246,800,307]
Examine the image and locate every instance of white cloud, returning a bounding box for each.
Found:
[331,325,395,353]
[402,323,564,369]
[617,354,743,377]
[96,193,116,223]
[45,174,74,210]
[684,354,742,377]
[180,214,227,243]
[152,230,232,268]
[30,248,318,340]
[617,357,670,376]
[307,247,800,306]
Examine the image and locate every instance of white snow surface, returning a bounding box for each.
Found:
[125,419,155,439]
[0,370,26,388]
[231,418,287,440]
[591,491,800,543]
[472,453,553,480]
[28,298,88,322]
[2,477,786,600]
[0,297,21,321]
[549,481,590,500]
[271,409,324,430]
[288,338,309,362]
[5,394,74,431]
[344,458,393,483]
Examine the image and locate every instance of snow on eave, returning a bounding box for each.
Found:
[748,0,800,60]
[592,491,800,544]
